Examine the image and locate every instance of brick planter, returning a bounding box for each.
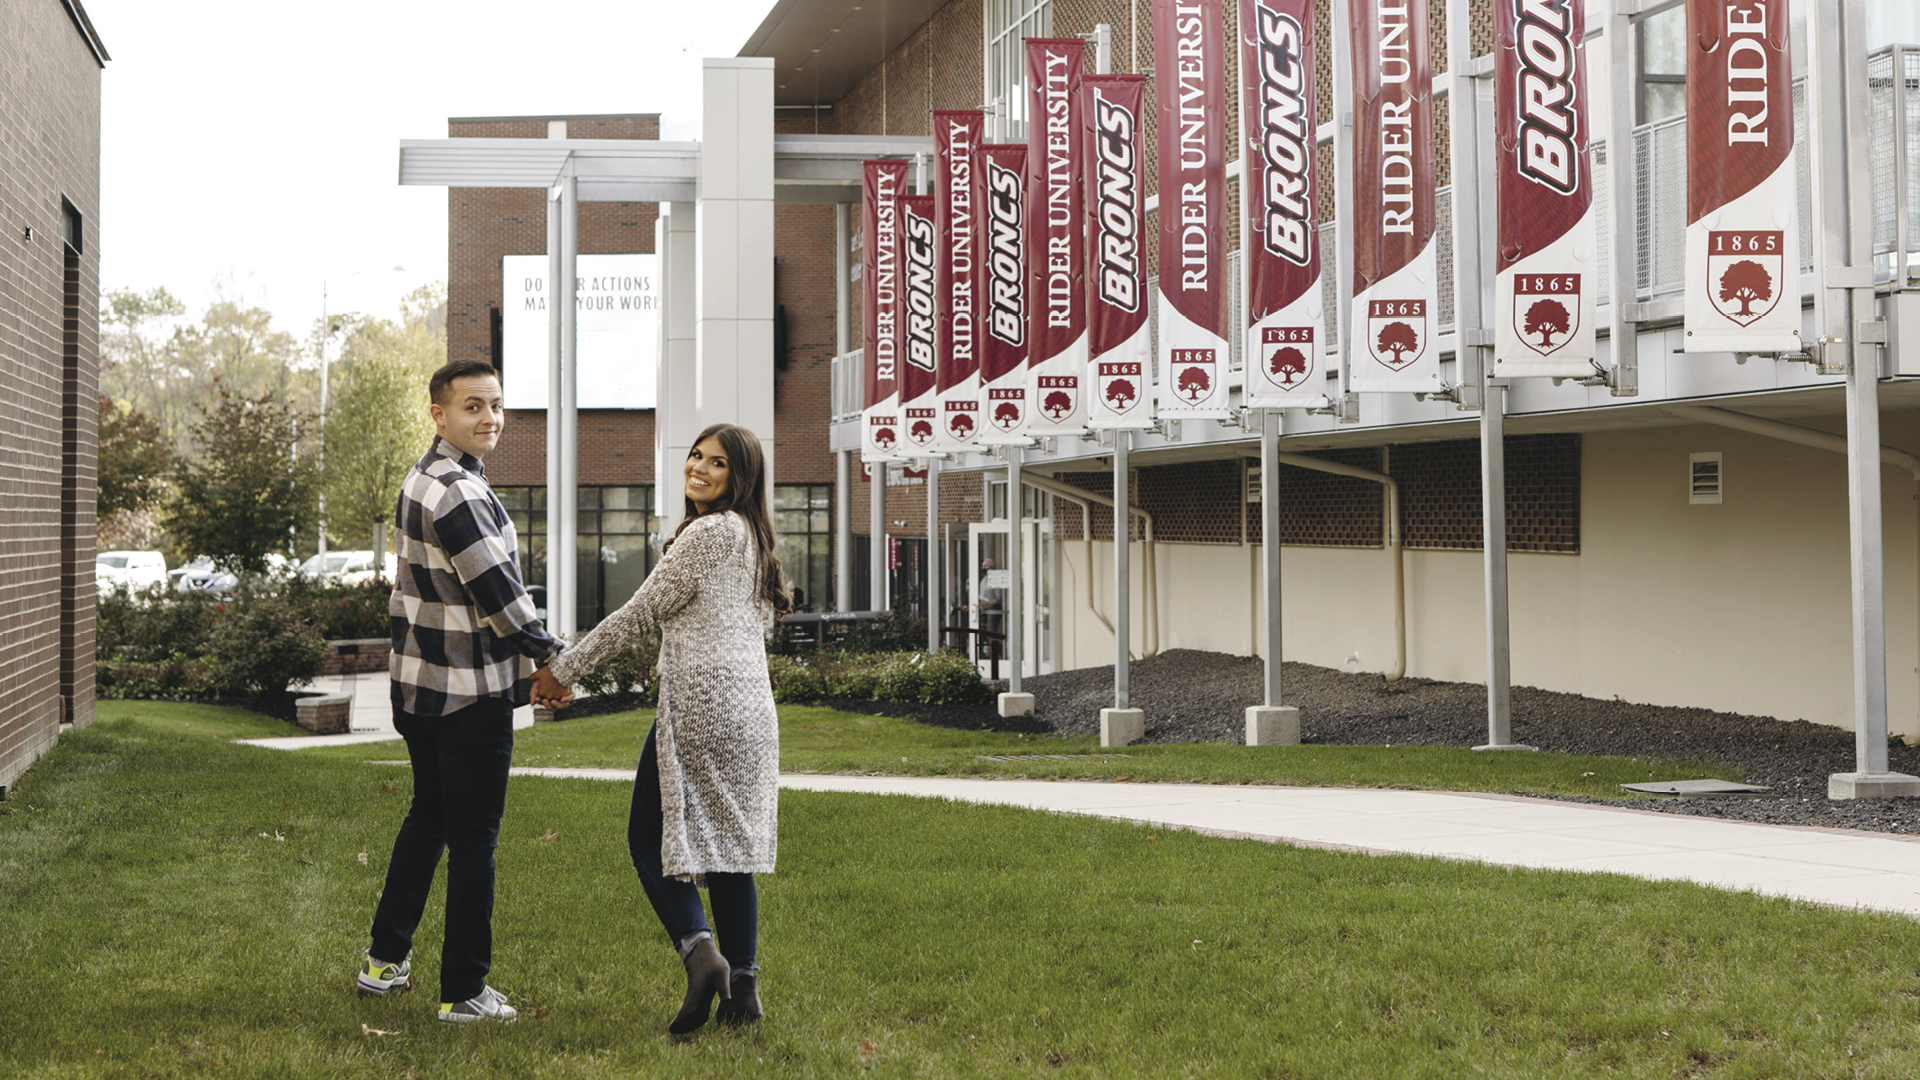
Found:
[296,693,352,735]
[322,639,390,676]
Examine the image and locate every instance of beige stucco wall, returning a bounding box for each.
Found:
[1049,420,1920,738]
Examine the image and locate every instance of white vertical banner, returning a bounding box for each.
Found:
[1347,0,1442,394]
[1154,0,1233,418]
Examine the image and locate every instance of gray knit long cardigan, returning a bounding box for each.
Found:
[549,511,779,877]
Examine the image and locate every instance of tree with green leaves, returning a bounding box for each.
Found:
[96,396,174,550]
[169,386,317,574]
[320,284,446,552]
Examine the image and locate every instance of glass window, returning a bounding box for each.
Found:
[987,0,1052,140]
[489,484,657,629]
[775,483,835,612]
[1637,7,1686,124]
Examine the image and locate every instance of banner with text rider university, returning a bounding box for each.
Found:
[977,143,1033,444]
[1683,0,1799,354]
[861,159,909,461]
[1348,0,1441,394]
[1240,0,1327,408]
[934,110,985,453]
[1084,74,1154,429]
[897,194,941,457]
[1492,0,1598,378]
[1026,38,1090,436]
[1155,0,1231,418]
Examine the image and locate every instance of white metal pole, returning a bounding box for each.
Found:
[1115,432,1131,709]
[558,171,581,639]
[923,457,939,636]
[317,284,330,562]
[1261,418,1281,707]
[1330,0,1356,411]
[1008,448,1024,695]
[1476,373,1526,749]
[1607,0,1640,395]
[546,185,564,626]
[870,462,886,610]
[835,203,853,614]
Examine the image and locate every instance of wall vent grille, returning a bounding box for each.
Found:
[1690,452,1723,505]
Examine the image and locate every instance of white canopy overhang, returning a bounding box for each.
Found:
[398,133,934,203]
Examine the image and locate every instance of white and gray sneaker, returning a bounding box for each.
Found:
[357,953,411,996]
[438,985,518,1025]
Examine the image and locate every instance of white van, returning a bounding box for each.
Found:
[96,550,167,595]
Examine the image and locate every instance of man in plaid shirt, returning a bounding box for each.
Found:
[358,358,567,1025]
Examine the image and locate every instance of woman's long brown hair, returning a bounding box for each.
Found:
[668,423,792,616]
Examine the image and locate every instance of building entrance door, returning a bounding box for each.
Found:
[967,517,1053,676]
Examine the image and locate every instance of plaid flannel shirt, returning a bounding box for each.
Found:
[389,437,562,716]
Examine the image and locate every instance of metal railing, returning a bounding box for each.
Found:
[1870,43,1920,285]
[830,347,863,424]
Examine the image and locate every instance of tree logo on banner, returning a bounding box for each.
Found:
[946,402,978,442]
[1258,326,1315,390]
[909,416,935,447]
[1171,350,1216,402]
[873,425,897,451]
[1365,300,1427,370]
[991,394,1023,429]
[1705,231,1784,326]
[1036,375,1078,421]
[1512,274,1582,356]
[1099,361,1143,415]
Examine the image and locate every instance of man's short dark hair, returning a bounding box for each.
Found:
[430,359,500,406]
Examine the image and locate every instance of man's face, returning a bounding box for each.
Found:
[431,374,505,459]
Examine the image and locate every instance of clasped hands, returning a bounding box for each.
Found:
[532,666,574,711]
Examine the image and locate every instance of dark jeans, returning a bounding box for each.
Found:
[368,698,515,1003]
[630,724,758,973]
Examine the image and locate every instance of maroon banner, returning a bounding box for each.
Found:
[1348,0,1440,393]
[977,143,1031,443]
[1240,0,1324,406]
[1154,0,1231,417]
[1682,0,1799,352]
[1492,0,1598,376]
[897,194,940,454]
[933,110,985,450]
[861,159,910,458]
[1025,38,1088,433]
[1083,74,1152,428]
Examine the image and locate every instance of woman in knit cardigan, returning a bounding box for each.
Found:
[537,422,789,1034]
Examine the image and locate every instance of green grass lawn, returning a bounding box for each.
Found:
[4,709,1915,1077]
[225,698,1741,801]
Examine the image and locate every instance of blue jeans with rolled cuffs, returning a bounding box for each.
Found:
[630,723,758,973]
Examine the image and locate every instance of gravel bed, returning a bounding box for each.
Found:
[1017,648,1920,836]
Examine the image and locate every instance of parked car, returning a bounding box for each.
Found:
[96,550,167,596]
[169,553,292,598]
[298,550,396,586]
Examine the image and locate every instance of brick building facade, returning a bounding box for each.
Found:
[0,0,106,795]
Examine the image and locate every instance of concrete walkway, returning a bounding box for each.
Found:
[474,770,1920,920]
[243,669,536,747]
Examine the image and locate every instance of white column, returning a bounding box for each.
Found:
[835,204,853,613]
[657,201,699,530]
[545,180,567,635]
[558,171,580,639]
[926,459,941,651]
[696,57,778,498]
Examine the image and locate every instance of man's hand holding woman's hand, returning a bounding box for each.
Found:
[532,666,573,710]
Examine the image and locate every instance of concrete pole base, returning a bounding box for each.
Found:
[1244,706,1300,746]
[1472,742,1539,752]
[998,692,1035,718]
[1828,771,1920,799]
[1101,708,1145,747]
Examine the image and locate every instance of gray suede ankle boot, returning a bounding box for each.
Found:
[716,970,762,1024]
[669,938,731,1034]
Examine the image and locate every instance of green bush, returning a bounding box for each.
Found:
[205,595,330,699]
[285,579,391,640]
[96,585,222,663]
[96,656,216,701]
[768,649,989,706]
[571,629,661,705]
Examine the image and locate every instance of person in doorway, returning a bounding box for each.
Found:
[360,358,572,1024]
[976,557,1005,639]
[533,423,789,1034]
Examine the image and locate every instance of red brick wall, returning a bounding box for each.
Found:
[0,0,102,791]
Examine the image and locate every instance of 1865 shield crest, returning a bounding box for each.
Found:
[1257,326,1316,392]
[1511,274,1582,356]
[1705,230,1784,327]
[1364,299,1427,371]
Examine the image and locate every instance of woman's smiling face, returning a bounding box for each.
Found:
[685,436,731,512]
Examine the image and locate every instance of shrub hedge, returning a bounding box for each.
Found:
[767,649,990,706]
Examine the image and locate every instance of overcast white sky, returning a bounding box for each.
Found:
[86,0,774,349]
